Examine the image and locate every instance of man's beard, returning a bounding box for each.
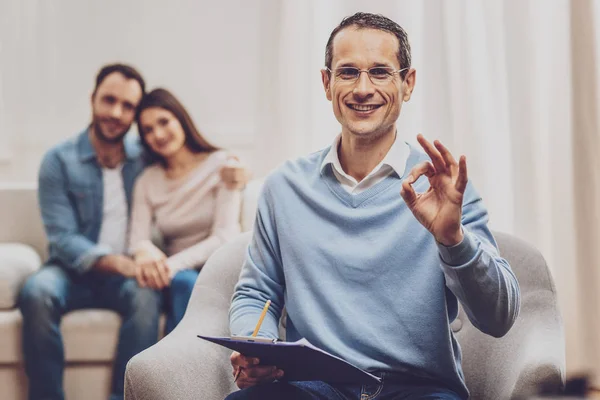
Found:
[92,118,130,144]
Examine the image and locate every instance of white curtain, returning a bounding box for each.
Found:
[254,0,600,380]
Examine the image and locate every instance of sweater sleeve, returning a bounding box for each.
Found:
[436,181,521,338]
[229,180,284,339]
[128,172,154,255]
[166,182,242,273]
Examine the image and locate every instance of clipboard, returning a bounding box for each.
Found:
[197,334,382,384]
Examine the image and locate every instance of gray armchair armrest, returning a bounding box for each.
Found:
[125,286,236,400]
[509,298,565,399]
[0,243,41,309]
[454,232,566,400]
[511,360,564,400]
[459,288,565,400]
[125,233,252,400]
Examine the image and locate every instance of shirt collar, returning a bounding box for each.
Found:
[320,133,409,179]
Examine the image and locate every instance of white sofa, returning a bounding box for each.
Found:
[0,181,263,400]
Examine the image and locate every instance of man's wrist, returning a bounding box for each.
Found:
[94,254,112,267]
[76,245,112,274]
[94,254,135,276]
[437,229,479,267]
[117,255,136,277]
[93,254,117,274]
[436,228,464,247]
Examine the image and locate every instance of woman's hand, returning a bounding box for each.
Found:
[134,243,171,289]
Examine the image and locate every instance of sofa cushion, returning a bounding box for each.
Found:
[0,185,48,259]
[0,243,41,309]
[0,309,121,364]
[0,308,166,364]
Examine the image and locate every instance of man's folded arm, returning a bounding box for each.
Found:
[38,151,111,274]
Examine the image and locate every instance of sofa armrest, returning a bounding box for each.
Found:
[0,243,41,309]
[125,285,237,400]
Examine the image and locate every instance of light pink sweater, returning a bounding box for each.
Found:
[128,150,241,273]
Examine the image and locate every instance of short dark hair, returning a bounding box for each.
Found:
[93,63,146,95]
[325,12,411,78]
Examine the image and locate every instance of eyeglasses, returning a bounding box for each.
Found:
[326,66,409,85]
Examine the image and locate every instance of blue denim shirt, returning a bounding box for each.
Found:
[38,128,145,273]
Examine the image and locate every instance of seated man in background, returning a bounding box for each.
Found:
[18,63,249,400]
[228,12,520,400]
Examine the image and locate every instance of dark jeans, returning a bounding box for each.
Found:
[225,373,463,400]
[18,265,162,400]
[164,269,199,335]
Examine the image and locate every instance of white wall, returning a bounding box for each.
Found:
[0,0,262,183]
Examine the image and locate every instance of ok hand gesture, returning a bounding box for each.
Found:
[400,134,468,247]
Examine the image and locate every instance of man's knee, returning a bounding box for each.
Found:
[119,279,161,317]
[224,383,306,400]
[18,266,68,319]
[225,389,254,400]
[224,390,242,400]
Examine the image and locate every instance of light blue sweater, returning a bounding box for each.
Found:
[229,144,520,398]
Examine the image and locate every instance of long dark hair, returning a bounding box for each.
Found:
[135,88,218,165]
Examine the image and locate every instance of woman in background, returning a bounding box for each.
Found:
[129,88,246,334]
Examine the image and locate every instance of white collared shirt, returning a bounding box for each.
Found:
[321,134,409,195]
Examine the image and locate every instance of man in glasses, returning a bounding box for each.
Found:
[228,12,520,400]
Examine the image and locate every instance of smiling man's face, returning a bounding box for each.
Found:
[322,27,414,141]
[91,71,143,144]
